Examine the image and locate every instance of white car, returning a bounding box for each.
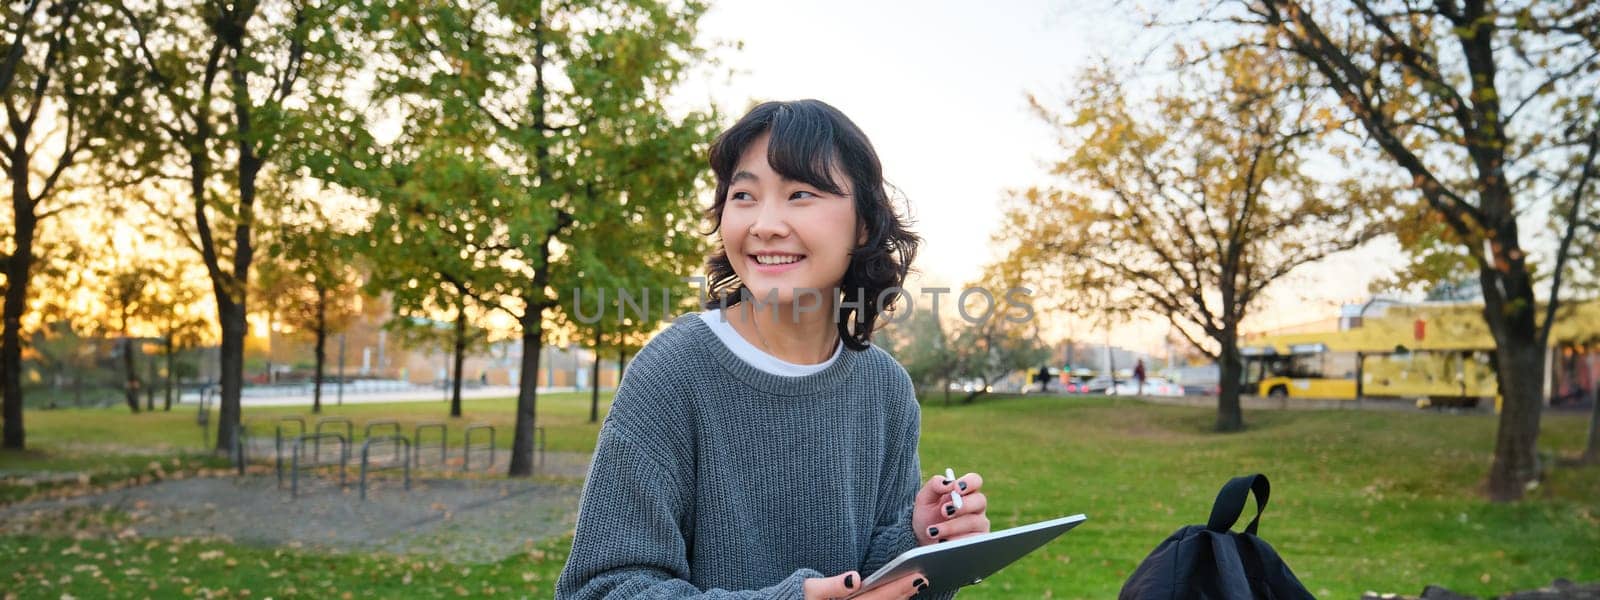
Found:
[1111,377,1184,397]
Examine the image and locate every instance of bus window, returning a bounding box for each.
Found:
[1289,353,1324,378]
[1325,352,1358,379]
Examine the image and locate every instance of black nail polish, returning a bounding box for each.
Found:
[918,582,929,592]
[912,578,925,588]
[941,478,951,485]
[938,538,947,543]
[944,505,955,516]
[845,573,854,588]
[958,481,967,491]
[927,526,939,537]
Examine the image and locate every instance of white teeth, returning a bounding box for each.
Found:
[754,255,802,265]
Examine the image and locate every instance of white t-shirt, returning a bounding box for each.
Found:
[696,308,843,377]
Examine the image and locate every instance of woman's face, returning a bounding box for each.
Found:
[720,132,863,312]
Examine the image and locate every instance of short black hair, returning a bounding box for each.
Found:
[702,99,921,352]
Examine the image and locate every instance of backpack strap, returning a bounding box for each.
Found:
[1206,474,1270,535]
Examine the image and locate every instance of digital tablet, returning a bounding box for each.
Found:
[844,514,1086,599]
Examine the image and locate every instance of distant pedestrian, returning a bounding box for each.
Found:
[1134,359,1147,395]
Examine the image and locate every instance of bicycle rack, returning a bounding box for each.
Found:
[274,416,307,488]
[291,432,348,499]
[536,426,546,470]
[358,435,412,501]
[313,416,353,461]
[232,422,250,476]
[463,424,495,471]
[363,420,404,462]
[413,422,447,468]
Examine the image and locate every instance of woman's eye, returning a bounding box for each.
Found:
[790,190,817,200]
[731,191,754,202]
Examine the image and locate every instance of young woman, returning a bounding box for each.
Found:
[556,99,991,599]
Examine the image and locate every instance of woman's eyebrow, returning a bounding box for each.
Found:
[731,170,759,184]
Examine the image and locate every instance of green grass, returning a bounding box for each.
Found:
[0,529,575,598]
[9,390,613,454]
[1,393,1597,598]
[915,396,1599,598]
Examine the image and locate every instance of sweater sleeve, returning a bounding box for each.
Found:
[861,406,919,576]
[860,374,959,599]
[555,418,823,599]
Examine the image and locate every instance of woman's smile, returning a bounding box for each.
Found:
[749,251,808,274]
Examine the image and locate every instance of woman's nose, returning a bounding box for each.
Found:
[747,198,790,239]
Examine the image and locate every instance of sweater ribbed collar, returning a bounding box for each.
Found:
[673,312,863,397]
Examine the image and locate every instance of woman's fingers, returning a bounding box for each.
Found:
[802,570,860,600]
[954,472,984,495]
[936,491,987,520]
[915,474,951,506]
[923,510,992,542]
[856,572,929,599]
[920,472,983,505]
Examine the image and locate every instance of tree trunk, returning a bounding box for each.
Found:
[1486,339,1546,501]
[215,298,245,455]
[123,337,141,414]
[1583,381,1599,464]
[163,336,176,411]
[213,21,262,456]
[2,170,35,448]
[619,348,628,381]
[450,307,466,418]
[509,311,543,477]
[1216,333,1244,432]
[943,375,951,406]
[145,350,157,411]
[312,287,327,414]
[1477,224,1546,502]
[590,323,601,424]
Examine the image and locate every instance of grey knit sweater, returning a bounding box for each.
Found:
[556,312,953,599]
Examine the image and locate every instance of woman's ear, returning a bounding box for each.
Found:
[856,223,868,247]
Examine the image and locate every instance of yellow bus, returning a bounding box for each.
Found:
[1240,340,1497,407]
[1238,300,1600,409]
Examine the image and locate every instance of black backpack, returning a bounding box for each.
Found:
[1119,474,1315,600]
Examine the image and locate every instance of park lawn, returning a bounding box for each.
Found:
[914,395,1600,599]
[0,394,1597,598]
[0,530,575,598]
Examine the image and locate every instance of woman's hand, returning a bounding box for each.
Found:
[912,471,989,545]
[804,570,928,600]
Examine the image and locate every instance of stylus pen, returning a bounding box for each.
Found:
[945,467,963,511]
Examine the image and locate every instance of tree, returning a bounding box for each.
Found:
[257,211,362,415]
[364,0,715,476]
[887,305,960,403]
[997,52,1394,431]
[1221,0,1600,500]
[95,257,157,413]
[946,298,1051,405]
[2,0,136,449]
[117,0,364,453]
[141,257,210,412]
[347,132,507,419]
[383,297,490,418]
